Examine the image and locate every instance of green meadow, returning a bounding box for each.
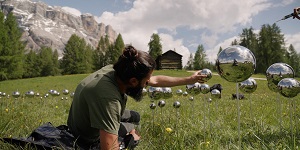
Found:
[0,70,300,149]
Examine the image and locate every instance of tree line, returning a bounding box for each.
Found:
[1,12,299,81]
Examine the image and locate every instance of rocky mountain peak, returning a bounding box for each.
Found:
[2,0,118,56]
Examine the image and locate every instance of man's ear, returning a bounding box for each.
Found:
[128,78,139,87]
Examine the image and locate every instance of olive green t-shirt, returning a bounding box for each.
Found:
[67,65,127,145]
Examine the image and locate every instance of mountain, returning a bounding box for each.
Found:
[2,0,118,56]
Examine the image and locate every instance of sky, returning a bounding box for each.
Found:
[36,0,300,66]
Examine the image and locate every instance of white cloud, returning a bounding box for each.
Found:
[98,0,291,66]
[285,32,300,53]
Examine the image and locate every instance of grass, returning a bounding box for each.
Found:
[0,70,300,149]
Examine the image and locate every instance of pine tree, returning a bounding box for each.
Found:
[39,47,55,76]
[0,12,24,80]
[61,34,92,74]
[112,34,125,64]
[23,50,41,78]
[52,49,60,75]
[185,53,194,70]
[218,47,223,54]
[286,44,300,77]
[193,44,206,70]
[148,33,162,60]
[257,24,286,73]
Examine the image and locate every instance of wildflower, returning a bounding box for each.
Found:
[9,135,12,138]
[55,106,58,109]
[5,108,9,112]
[166,127,172,133]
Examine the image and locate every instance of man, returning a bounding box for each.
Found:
[67,45,206,149]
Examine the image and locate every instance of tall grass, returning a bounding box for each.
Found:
[0,70,299,149]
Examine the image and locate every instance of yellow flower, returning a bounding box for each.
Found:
[9,135,12,138]
[166,127,172,133]
[55,106,58,109]
[5,108,9,112]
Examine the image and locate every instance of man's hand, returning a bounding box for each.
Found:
[293,7,300,20]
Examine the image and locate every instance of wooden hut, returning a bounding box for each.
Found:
[155,50,182,70]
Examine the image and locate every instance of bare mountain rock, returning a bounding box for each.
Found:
[3,0,118,56]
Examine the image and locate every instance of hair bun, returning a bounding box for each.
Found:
[122,45,138,60]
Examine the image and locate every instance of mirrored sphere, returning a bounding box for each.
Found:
[182,91,188,97]
[62,89,69,95]
[200,84,210,94]
[173,101,181,108]
[176,89,183,96]
[162,87,173,99]
[1,92,6,96]
[186,82,201,95]
[142,88,147,96]
[35,93,40,97]
[198,69,212,82]
[70,92,75,98]
[278,78,300,98]
[266,63,295,92]
[239,78,257,94]
[211,89,221,100]
[148,87,163,100]
[189,96,194,101]
[158,100,166,108]
[216,45,256,82]
[149,103,156,109]
[25,90,35,98]
[12,91,20,98]
[208,98,212,103]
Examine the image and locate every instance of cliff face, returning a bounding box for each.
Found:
[3,0,118,56]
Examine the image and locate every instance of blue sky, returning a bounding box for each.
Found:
[37,0,300,65]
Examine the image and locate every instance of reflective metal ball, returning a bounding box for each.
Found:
[277,78,300,98]
[239,78,257,94]
[266,63,295,92]
[148,87,163,100]
[200,84,210,94]
[70,92,75,98]
[216,45,256,82]
[182,91,188,97]
[25,90,35,98]
[162,87,173,99]
[186,82,201,95]
[142,88,147,96]
[176,89,183,96]
[173,101,181,108]
[149,103,156,109]
[198,69,212,82]
[158,100,166,108]
[12,91,21,98]
[189,96,194,101]
[62,89,69,95]
[211,89,221,99]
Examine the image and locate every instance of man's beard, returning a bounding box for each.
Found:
[126,85,144,102]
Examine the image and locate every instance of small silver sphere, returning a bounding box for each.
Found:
[278,78,300,98]
[25,90,35,98]
[239,78,257,94]
[148,87,163,100]
[182,91,188,97]
[186,82,201,95]
[150,103,156,109]
[200,84,210,94]
[35,93,40,97]
[216,45,256,82]
[198,69,212,82]
[2,92,6,96]
[162,87,173,99]
[208,98,212,103]
[189,96,194,101]
[158,100,166,108]
[211,89,221,100]
[173,101,181,108]
[45,93,49,97]
[266,63,294,92]
[142,88,147,96]
[50,90,59,96]
[70,92,75,98]
[62,89,69,95]
[176,89,183,96]
[12,91,21,98]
